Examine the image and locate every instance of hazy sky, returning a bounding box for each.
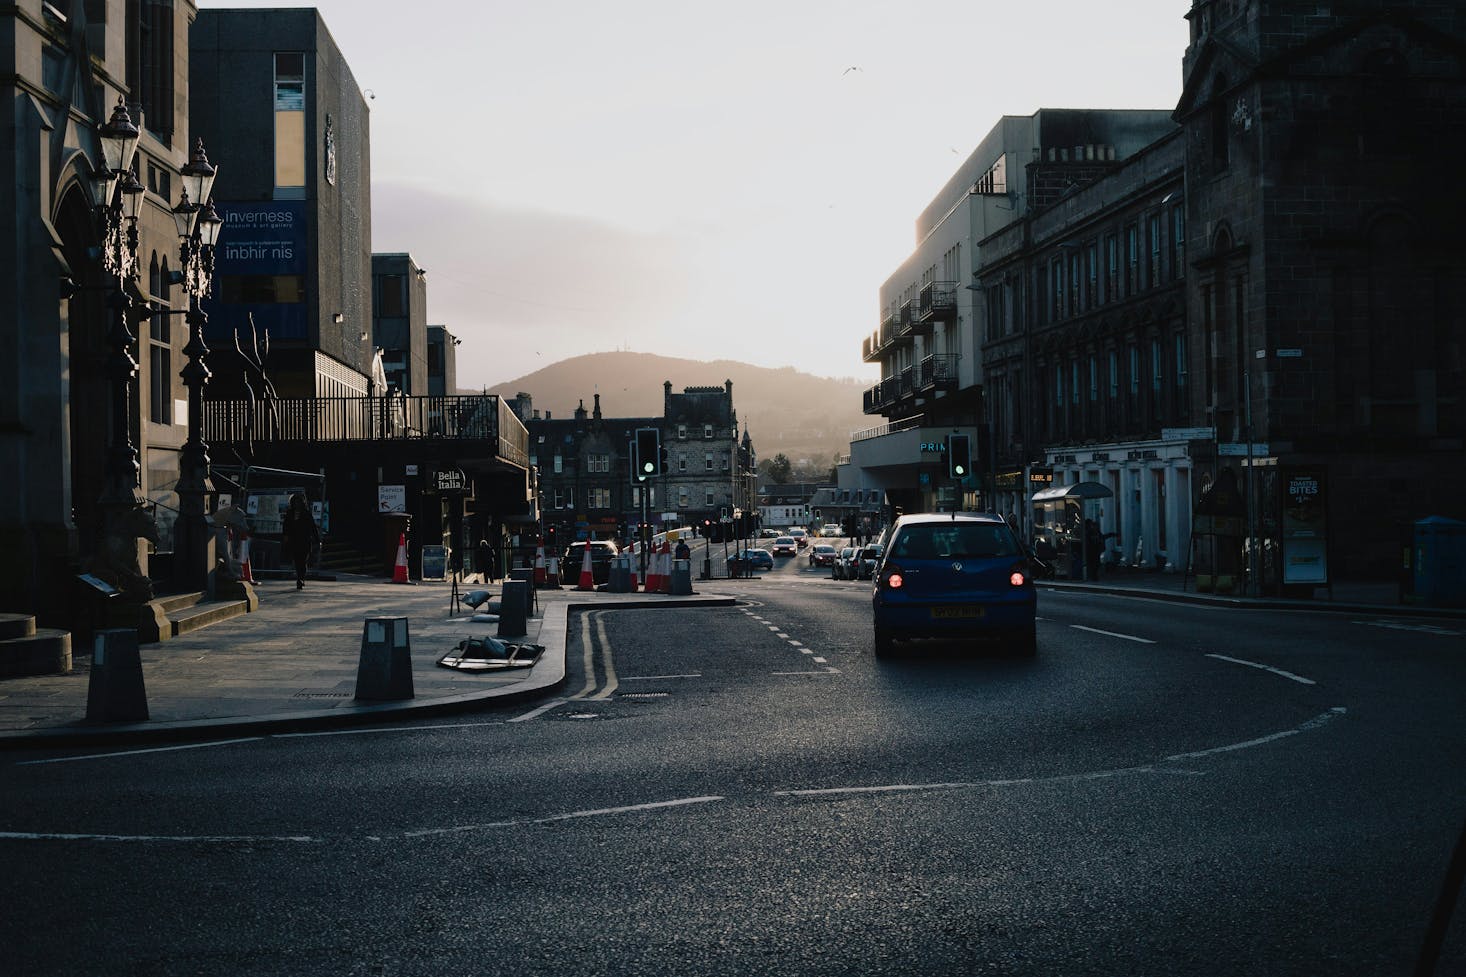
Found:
[200,1,1190,388]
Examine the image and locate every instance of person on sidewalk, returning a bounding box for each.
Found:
[674,537,691,561]
[282,493,319,590]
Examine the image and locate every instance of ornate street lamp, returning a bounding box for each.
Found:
[90,96,156,599]
[171,139,223,592]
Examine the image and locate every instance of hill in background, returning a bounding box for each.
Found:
[481,352,872,465]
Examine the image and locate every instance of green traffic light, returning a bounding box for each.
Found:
[642,461,655,474]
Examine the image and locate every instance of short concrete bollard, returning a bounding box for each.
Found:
[670,558,693,596]
[355,616,415,701]
[86,628,149,722]
[497,580,528,638]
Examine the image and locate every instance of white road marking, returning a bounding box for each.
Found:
[800,648,813,654]
[276,720,506,738]
[403,796,726,838]
[622,673,702,681]
[1070,624,1155,644]
[772,671,837,676]
[788,640,804,647]
[1206,653,1317,685]
[0,831,314,843]
[777,708,1347,798]
[16,737,262,766]
[1353,620,1462,637]
[508,699,568,723]
[1164,707,1346,762]
[775,632,790,639]
[813,657,828,663]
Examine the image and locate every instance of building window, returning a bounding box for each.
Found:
[1125,223,1139,295]
[679,490,690,508]
[1051,257,1064,320]
[1148,214,1162,288]
[148,255,171,425]
[274,52,306,193]
[705,489,715,506]
[678,424,687,439]
[1068,252,1081,315]
[1172,205,1185,280]
[704,452,714,472]
[678,453,688,473]
[1086,243,1098,311]
[1070,360,1080,405]
[553,453,562,474]
[1088,356,1098,402]
[1055,363,1064,406]
[589,488,611,509]
[588,452,609,474]
[1109,350,1120,400]
[377,274,405,317]
[1105,234,1118,303]
[1129,345,1141,397]
[1175,332,1188,395]
[131,1,175,141]
[703,424,713,439]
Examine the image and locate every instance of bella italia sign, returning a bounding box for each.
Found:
[435,468,469,493]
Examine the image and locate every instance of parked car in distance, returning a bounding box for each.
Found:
[856,544,884,580]
[788,527,810,548]
[727,548,775,573]
[833,546,859,579]
[870,512,1036,657]
[759,528,782,539]
[808,544,839,568]
[561,540,620,585]
[771,536,798,557]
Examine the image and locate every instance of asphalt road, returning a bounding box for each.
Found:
[4,550,1464,976]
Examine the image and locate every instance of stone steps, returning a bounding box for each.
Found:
[0,613,72,677]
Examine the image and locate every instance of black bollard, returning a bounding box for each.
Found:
[86,629,149,722]
[355,616,414,700]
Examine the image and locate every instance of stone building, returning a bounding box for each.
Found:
[1171,0,1466,581]
[2,0,203,625]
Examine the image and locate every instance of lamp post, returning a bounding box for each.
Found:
[171,139,222,592]
[90,97,153,598]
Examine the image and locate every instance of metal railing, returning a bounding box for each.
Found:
[202,394,529,468]
[918,281,958,322]
[851,415,924,443]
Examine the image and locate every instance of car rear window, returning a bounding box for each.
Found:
[890,524,1019,559]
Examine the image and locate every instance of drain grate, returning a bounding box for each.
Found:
[619,692,670,699]
[293,690,352,698]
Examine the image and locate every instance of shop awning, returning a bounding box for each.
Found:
[1030,481,1114,502]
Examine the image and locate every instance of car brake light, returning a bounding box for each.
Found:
[884,566,903,589]
[1010,562,1028,587]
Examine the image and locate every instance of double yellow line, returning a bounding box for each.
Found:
[573,610,618,700]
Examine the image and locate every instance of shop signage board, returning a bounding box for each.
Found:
[436,468,469,493]
[1162,427,1216,441]
[421,545,449,581]
[378,485,407,513]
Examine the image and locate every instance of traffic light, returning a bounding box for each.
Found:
[634,428,659,482]
[947,434,971,480]
[658,444,669,475]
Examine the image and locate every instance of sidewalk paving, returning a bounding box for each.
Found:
[0,576,736,749]
[1,569,1457,750]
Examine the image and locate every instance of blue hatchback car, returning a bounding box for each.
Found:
[870,513,1037,657]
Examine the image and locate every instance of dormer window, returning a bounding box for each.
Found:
[704,424,713,439]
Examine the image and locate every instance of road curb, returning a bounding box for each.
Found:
[1038,581,1466,619]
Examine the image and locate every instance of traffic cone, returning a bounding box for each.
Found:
[239,532,254,583]
[392,532,410,583]
[546,556,561,588]
[575,544,595,590]
[645,542,662,589]
[659,541,672,594]
[534,545,547,586]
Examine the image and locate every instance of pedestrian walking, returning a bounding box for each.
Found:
[281,493,319,590]
[674,537,690,560]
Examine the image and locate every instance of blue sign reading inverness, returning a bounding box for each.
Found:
[218,202,306,275]
[202,201,309,342]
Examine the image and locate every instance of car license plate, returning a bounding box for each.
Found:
[932,606,984,619]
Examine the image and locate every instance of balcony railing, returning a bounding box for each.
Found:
[203,394,530,468]
[916,353,959,391]
[918,281,958,325]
